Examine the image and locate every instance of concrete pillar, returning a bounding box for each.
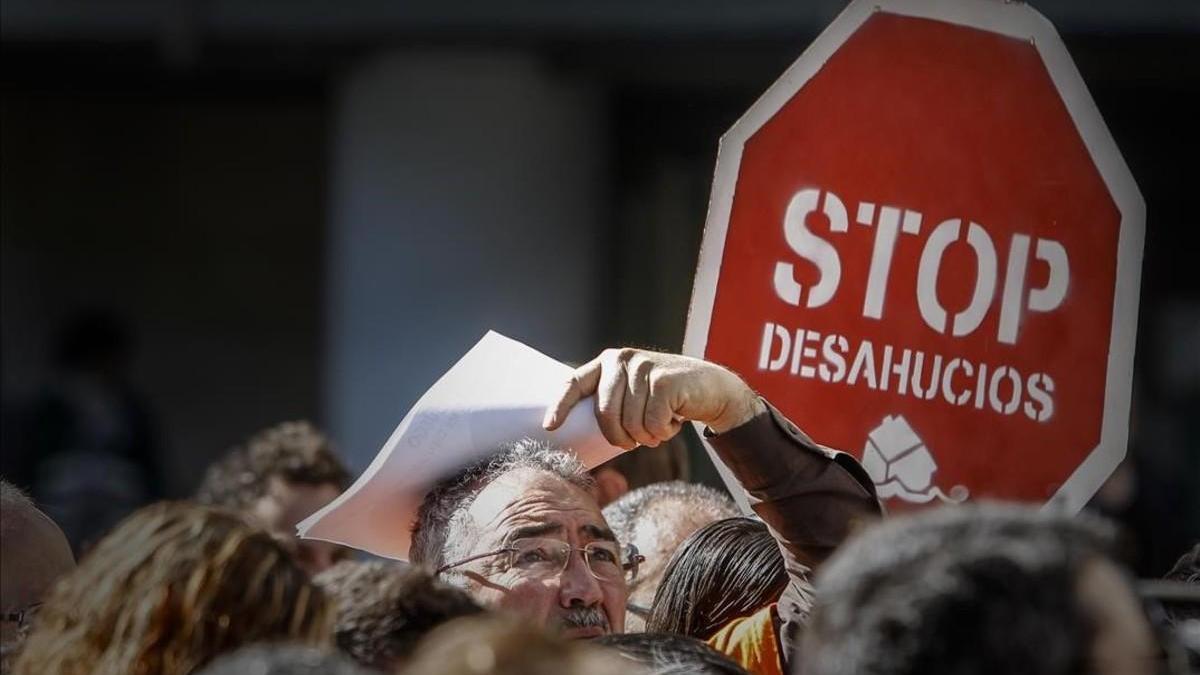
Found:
[326,51,604,469]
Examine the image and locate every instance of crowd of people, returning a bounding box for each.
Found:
[1,347,1197,674]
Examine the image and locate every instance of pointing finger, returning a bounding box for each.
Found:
[544,355,603,430]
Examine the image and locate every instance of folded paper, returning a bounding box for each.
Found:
[297,331,625,560]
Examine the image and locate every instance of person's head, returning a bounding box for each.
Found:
[313,560,483,672]
[195,645,374,675]
[646,516,792,640]
[1160,542,1199,625]
[196,420,350,575]
[1164,543,1199,586]
[13,502,332,675]
[603,482,739,630]
[590,438,691,506]
[799,502,1159,675]
[0,480,75,670]
[402,615,631,675]
[411,439,633,638]
[596,632,750,674]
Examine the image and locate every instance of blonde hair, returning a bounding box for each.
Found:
[403,615,632,675]
[14,502,331,675]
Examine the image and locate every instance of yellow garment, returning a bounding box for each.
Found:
[706,604,783,675]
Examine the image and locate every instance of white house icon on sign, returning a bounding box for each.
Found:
[862,414,967,504]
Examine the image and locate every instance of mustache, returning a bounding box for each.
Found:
[558,606,610,631]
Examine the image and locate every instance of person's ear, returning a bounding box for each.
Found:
[592,467,629,507]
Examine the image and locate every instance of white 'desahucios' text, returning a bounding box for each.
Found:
[761,187,1067,423]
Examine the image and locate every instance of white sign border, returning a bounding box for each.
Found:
[683,0,1145,515]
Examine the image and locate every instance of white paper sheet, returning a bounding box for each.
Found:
[296,331,625,561]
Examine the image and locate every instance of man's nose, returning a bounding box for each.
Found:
[558,551,604,607]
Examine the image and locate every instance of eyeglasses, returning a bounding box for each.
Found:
[437,537,644,584]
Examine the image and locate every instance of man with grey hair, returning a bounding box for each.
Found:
[410,347,881,650]
[411,438,622,638]
[603,481,739,631]
[1,479,75,672]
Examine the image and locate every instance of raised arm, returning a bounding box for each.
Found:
[543,347,881,604]
[545,348,880,662]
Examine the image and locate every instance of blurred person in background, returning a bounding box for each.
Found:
[798,503,1161,675]
[647,517,793,674]
[597,632,749,675]
[590,438,691,507]
[314,560,483,672]
[196,420,351,575]
[17,310,161,554]
[1161,543,1199,624]
[400,615,631,675]
[0,479,75,673]
[1156,543,1200,669]
[410,347,879,656]
[196,645,375,675]
[602,481,739,630]
[1164,542,1200,580]
[13,502,332,675]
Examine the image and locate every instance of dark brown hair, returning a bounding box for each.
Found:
[314,561,482,670]
[646,517,792,640]
[196,421,349,510]
[800,503,1115,675]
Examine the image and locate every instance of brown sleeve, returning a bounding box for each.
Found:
[706,399,883,664]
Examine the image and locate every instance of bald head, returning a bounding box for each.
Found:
[1,480,75,655]
[602,482,738,631]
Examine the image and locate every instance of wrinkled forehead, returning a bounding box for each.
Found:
[464,467,609,546]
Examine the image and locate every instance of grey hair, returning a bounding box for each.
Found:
[602,480,738,547]
[410,438,596,570]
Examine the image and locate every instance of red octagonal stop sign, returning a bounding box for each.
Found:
[685,0,1144,514]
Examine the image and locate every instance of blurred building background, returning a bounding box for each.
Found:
[1,0,1197,573]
